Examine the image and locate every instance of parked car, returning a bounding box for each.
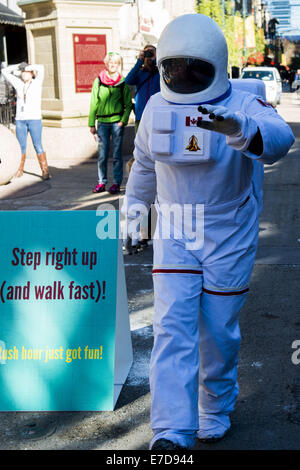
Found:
[291,69,300,92]
[241,66,282,106]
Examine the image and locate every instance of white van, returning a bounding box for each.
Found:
[240,66,282,106]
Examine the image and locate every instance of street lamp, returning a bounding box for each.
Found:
[268,17,279,65]
[242,0,247,59]
[268,18,279,41]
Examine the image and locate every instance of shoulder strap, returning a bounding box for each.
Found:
[97,76,101,100]
[119,81,125,111]
[135,74,152,95]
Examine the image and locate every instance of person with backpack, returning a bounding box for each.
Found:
[125,45,160,132]
[89,52,132,194]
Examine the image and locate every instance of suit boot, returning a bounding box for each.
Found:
[16,154,26,178]
[37,152,50,180]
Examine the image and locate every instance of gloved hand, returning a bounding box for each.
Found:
[197,104,259,152]
[123,236,141,255]
[197,104,244,136]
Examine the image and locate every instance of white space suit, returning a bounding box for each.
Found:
[125,14,295,449]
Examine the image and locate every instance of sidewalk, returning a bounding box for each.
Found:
[0,151,133,211]
[0,92,300,450]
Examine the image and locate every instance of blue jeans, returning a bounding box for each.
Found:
[97,121,124,185]
[15,119,44,155]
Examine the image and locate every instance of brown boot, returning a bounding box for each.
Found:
[37,152,51,180]
[16,154,26,178]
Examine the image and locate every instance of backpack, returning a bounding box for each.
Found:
[132,70,159,115]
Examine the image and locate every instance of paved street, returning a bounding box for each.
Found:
[0,92,300,450]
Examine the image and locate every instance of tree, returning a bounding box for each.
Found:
[196,0,223,24]
[255,25,266,57]
[224,1,242,68]
[195,0,266,69]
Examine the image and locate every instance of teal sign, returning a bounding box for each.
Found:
[0,211,131,411]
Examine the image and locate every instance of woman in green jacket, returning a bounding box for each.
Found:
[89,52,132,194]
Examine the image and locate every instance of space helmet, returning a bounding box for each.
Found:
[156,14,229,104]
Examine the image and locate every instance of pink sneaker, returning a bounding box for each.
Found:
[108,183,120,194]
[93,183,106,193]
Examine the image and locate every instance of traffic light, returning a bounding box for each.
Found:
[268,18,279,39]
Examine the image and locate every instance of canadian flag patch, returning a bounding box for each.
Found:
[186,116,202,126]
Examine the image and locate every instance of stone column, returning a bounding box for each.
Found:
[19,0,123,128]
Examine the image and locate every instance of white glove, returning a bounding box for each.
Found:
[197,104,243,135]
[197,104,258,151]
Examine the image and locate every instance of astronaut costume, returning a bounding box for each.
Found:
[124,14,295,449]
